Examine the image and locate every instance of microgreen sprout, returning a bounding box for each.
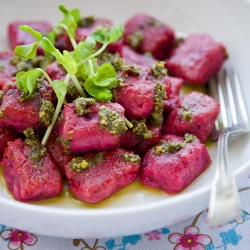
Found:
[41,78,68,146]
[13,4,126,145]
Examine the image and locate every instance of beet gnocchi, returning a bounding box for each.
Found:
[0,5,225,204]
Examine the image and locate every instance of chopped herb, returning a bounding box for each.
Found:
[150,61,167,78]
[0,90,3,104]
[154,134,199,155]
[23,128,47,162]
[39,100,55,125]
[131,118,152,139]
[24,128,40,146]
[173,37,184,47]
[78,16,95,28]
[0,62,4,72]
[29,145,47,163]
[180,105,192,122]
[127,30,144,50]
[57,136,71,154]
[70,157,90,172]
[121,64,141,75]
[98,105,127,134]
[149,81,166,126]
[87,152,105,166]
[115,78,125,88]
[154,140,186,154]
[70,152,104,172]
[73,97,95,115]
[67,81,80,99]
[121,153,141,164]
[98,52,124,71]
[147,19,162,28]
[0,109,5,119]
[184,133,198,143]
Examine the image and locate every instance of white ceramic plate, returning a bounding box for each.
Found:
[1,0,250,239]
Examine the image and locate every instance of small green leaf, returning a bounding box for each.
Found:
[108,24,124,43]
[26,70,42,95]
[51,80,67,104]
[70,8,81,23]
[46,29,57,45]
[91,29,107,44]
[91,24,124,45]
[84,36,96,49]
[95,63,117,87]
[58,5,77,38]
[16,72,27,92]
[62,50,77,75]
[40,37,57,54]
[85,76,104,95]
[72,38,96,63]
[85,76,113,101]
[14,42,38,60]
[41,37,77,75]
[95,91,112,101]
[19,25,42,41]
[75,63,89,80]
[16,69,41,96]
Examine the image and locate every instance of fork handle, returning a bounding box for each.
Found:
[217,133,230,182]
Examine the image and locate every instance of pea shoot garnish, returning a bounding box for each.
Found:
[13,4,126,145]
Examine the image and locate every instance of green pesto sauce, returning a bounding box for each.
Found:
[23,128,47,163]
[154,133,198,155]
[0,62,4,72]
[0,109,4,119]
[98,52,125,72]
[39,100,55,126]
[70,157,90,172]
[87,152,105,166]
[131,118,152,139]
[74,97,95,116]
[78,16,95,28]
[149,81,166,126]
[98,105,127,135]
[121,153,141,164]
[147,19,162,28]
[19,89,38,102]
[57,137,71,155]
[150,61,167,78]
[70,152,104,172]
[180,105,193,122]
[183,133,198,143]
[127,30,144,50]
[121,64,141,75]
[67,81,81,99]
[0,90,3,104]
[10,56,51,75]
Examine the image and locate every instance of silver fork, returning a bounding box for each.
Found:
[207,65,250,227]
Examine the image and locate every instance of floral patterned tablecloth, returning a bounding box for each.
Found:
[1,177,250,250]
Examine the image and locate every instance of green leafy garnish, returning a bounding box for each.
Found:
[51,80,67,104]
[72,38,96,63]
[16,69,42,97]
[14,43,38,60]
[13,4,125,145]
[91,24,124,44]
[84,63,117,101]
[20,25,42,41]
[58,5,77,39]
[41,37,77,75]
[14,25,42,60]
